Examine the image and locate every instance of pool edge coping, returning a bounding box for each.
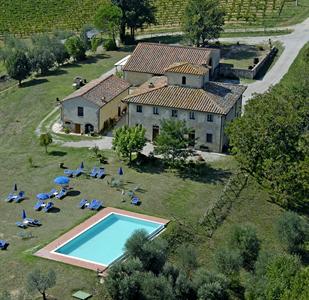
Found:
[34,207,170,272]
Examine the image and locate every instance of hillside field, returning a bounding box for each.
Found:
[0,0,308,35]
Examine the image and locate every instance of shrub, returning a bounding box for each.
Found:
[276,211,308,253]
[103,39,117,51]
[215,248,243,276]
[63,127,70,134]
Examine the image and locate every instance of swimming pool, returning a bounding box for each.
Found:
[53,212,165,266]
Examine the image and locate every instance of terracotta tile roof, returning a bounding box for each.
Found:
[123,42,219,75]
[62,75,130,107]
[124,82,246,115]
[165,62,209,75]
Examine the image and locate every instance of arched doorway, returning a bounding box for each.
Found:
[85,123,94,134]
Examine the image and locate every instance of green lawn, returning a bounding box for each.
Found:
[0,45,293,298]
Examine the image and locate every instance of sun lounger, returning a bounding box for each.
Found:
[88,199,102,210]
[43,202,54,212]
[16,221,27,228]
[97,168,105,179]
[131,197,141,205]
[47,188,58,198]
[0,240,9,250]
[34,200,44,211]
[56,188,67,199]
[24,218,41,226]
[5,193,16,202]
[79,199,88,209]
[73,168,83,177]
[90,167,99,177]
[64,169,74,177]
[14,191,25,203]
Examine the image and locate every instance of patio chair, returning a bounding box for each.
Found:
[14,191,25,203]
[97,168,105,179]
[78,199,88,209]
[131,197,141,206]
[47,188,58,198]
[5,193,16,202]
[34,200,44,211]
[56,188,67,199]
[73,168,83,177]
[90,167,99,178]
[43,202,54,212]
[0,240,9,250]
[16,221,27,228]
[64,169,74,177]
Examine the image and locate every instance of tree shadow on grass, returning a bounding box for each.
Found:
[48,150,67,157]
[67,190,81,197]
[130,157,167,175]
[22,78,48,88]
[177,162,232,184]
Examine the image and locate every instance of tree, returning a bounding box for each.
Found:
[174,271,196,300]
[112,0,155,42]
[183,0,225,47]
[94,1,122,45]
[215,248,243,276]
[226,92,308,210]
[276,211,308,253]
[39,133,53,153]
[176,244,199,276]
[26,269,56,300]
[228,224,260,270]
[5,51,31,86]
[49,37,69,65]
[29,47,55,75]
[64,36,86,61]
[154,119,193,166]
[79,25,93,51]
[112,125,146,163]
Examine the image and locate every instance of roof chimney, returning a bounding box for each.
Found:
[148,82,154,88]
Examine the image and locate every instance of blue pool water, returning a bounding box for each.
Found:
[55,213,164,266]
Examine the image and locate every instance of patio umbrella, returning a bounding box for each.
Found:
[22,209,26,220]
[13,183,17,191]
[36,193,49,200]
[54,176,70,186]
[80,161,84,169]
[118,167,123,176]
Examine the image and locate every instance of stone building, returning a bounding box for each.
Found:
[123,42,220,86]
[61,75,130,134]
[123,64,246,152]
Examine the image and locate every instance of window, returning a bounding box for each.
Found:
[182,76,186,85]
[153,107,159,115]
[189,111,195,120]
[77,106,84,117]
[206,133,213,143]
[207,114,214,122]
[171,109,178,118]
[136,105,143,113]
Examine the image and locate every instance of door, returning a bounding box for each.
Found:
[152,125,159,141]
[118,106,121,117]
[75,123,81,134]
[188,131,195,147]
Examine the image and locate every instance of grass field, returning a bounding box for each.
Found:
[0,41,305,298]
[0,0,308,35]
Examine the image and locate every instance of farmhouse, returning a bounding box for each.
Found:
[61,75,130,134]
[123,63,246,152]
[123,43,220,86]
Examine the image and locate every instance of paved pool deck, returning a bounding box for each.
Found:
[35,207,169,272]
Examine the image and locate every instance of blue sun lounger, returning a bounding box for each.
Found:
[56,188,67,199]
[43,202,54,212]
[24,218,41,226]
[14,191,25,203]
[88,199,102,210]
[64,169,74,177]
[131,197,141,205]
[16,221,27,228]
[0,240,9,250]
[90,167,99,178]
[34,200,44,211]
[47,188,58,198]
[79,199,88,209]
[5,193,16,202]
[97,168,105,179]
[73,168,83,177]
